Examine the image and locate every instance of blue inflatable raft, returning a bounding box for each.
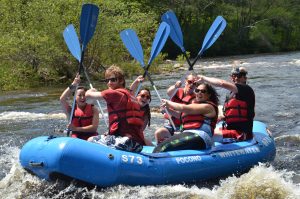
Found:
[19,121,276,187]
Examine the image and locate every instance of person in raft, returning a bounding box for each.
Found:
[153,82,219,153]
[86,65,145,152]
[154,74,196,144]
[129,76,153,146]
[60,73,99,140]
[196,65,255,142]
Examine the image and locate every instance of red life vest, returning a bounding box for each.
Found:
[108,89,144,135]
[168,88,195,126]
[181,101,218,134]
[224,98,249,124]
[72,104,94,127]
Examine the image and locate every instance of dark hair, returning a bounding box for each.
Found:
[137,88,151,127]
[72,86,87,96]
[77,86,88,91]
[137,88,152,102]
[200,83,219,106]
[231,67,248,77]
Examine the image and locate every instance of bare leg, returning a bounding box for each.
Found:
[154,127,172,144]
[212,127,224,142]
[144,138,154,146]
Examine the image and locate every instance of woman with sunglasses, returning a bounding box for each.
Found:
[60,73,99,140]
[86,65,146,152]
[153,83,219,152]
[130,76,153,146]
[196,66,255,142]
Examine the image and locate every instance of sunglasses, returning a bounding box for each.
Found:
[139,94,151,100]
[186,80,195,85]
[104,77,118,83]
[194,88,207,94]
[231,73,246,78]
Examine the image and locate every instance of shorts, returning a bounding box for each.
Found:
[90,135,143,152]
[164,124,181,136]
[218,127,253,141]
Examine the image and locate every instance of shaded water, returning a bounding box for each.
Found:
[0,52,300,198]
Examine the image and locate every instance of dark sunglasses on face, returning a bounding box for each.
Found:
[139,94,151,100]
[186,80,195,85]
[194,88,207,94]
[104,77,118,83]
[231,73,246,78]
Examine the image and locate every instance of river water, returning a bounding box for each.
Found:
[0,52,299,198]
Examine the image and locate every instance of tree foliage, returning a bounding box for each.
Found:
[0,0,299,90]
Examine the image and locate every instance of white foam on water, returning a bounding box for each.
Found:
[0,146,42,199]
[213,163,300,199]
[88,164,300,199]
[275,134,300,143]
[0,93,47,102]
[1,144,299,199]
[0,111,66,121]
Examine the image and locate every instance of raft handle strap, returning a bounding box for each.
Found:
[29,161,44,167]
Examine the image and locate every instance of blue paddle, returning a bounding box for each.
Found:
[163,12,227,98]
[161,10,192,67]
[120,22,176,130]
[191,16,227,67]
[121,22,170,96]
[63,24,81,61]
[79,3,99,73]
[63,4,101,135]
[63,29,108,128]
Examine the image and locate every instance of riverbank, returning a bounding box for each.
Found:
[1,51,299,92]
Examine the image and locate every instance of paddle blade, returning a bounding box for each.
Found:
[148,22,170,66]
[161,10,185,52]
[198,16,227,56]
[63,24,81,62]
[120,29,145,67]
[80,4,99,51]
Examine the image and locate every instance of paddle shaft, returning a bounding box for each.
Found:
[135,64,151,96]
[83,68,109,128]
[142,70,176,130]
[170,19,225,100]
[69,50,84,116]
[191,20,223,67]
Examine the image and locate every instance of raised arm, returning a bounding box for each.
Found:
[162,99,217,118]
[60,73,80,119]
[197,75,238,94]
[85,89,104,101]
[166,81,182,97]
[129,75,144,95]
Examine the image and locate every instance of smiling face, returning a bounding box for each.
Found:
[104,75,123,90]
[231,73,247,84]
[194,84,210,102]
[76,88,87,107]
[104,65,125,89]
[184,74,196,95]
[136,89,151,107]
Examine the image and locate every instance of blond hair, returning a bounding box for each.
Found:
[105,65,125,87]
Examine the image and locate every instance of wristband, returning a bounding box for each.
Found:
[69,84,76,90]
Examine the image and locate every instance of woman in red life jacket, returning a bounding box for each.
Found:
[86,65,146,152]
[154,74,196,144]
[60,73,99,140]
[196,66,255,142]
[153,83,219,152]
[129,76,153,146]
